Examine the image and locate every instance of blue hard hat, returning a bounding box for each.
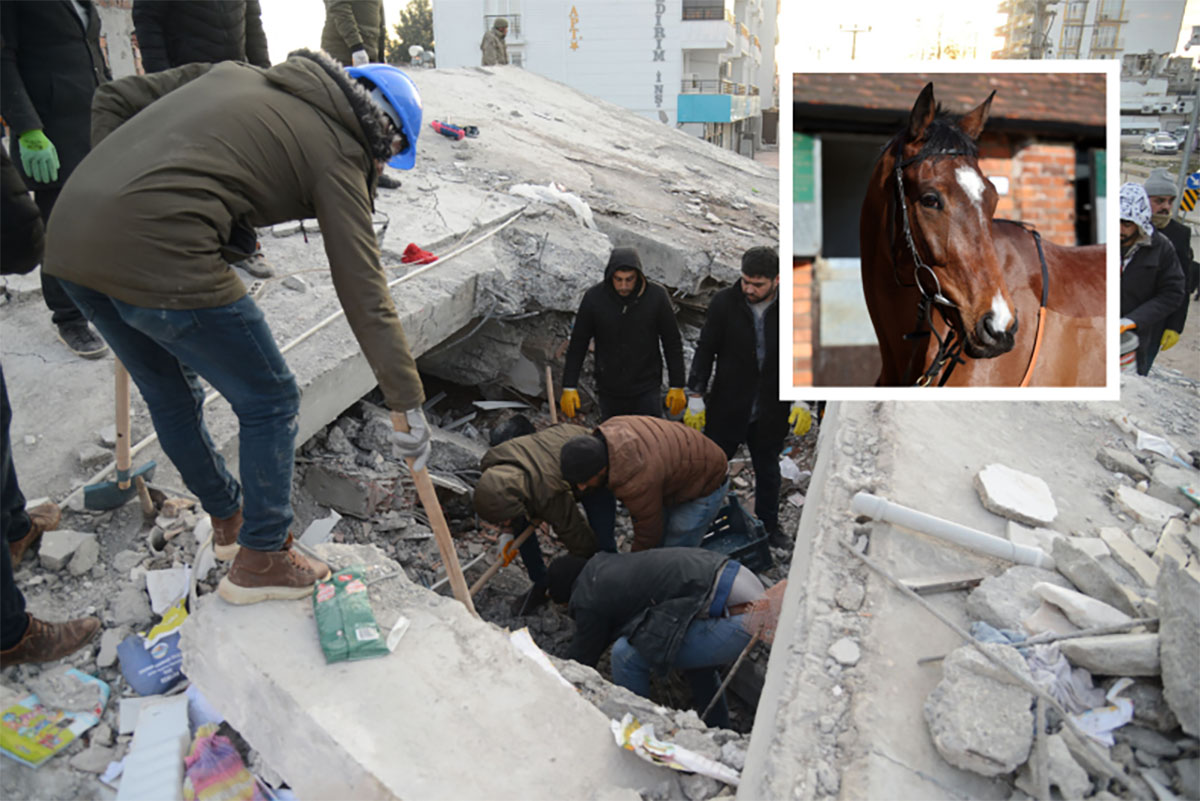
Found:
[345,63,422,170]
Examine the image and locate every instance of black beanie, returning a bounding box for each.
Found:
[546,555,590,604]
[489,414,536,446]
[560,435,608,485]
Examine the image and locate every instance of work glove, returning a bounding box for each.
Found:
[391,407,432,472]
[1119,317,1136,333]
[560,388,580,418]
[789,402,812,436]
[351,47,369,66]
[498,533,520,566]
[683,396,706,431]
[665,388,687,417]
[18,130,59,184]
[1161,329,1180,351]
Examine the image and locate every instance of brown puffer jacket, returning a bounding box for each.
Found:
[42,50,424,413]
[597,416,727,551]
[476,424,596,557]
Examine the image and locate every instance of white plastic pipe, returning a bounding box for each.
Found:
[851,491,1056,570]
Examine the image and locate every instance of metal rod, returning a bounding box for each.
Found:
[700,630,760,722]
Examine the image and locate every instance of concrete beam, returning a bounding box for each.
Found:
[180,544,664,799]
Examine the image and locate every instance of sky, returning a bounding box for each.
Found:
[259,0,413,65]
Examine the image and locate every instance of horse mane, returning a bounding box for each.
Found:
[882,105,980,163]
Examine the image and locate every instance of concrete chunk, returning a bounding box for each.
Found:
[1022,601,1080,637]
[1096,447,1150,481]
[1113,486,1184,528]
[974,463,1057,526]
[924,643,1034,776]
[1033,582,1132,629]
[1147,463,1197,511]
[180,543,665,799]
[828,638,861,666]
[1154,519,1192,569]
[1051,538,1138,615]
[965,565,1071,631]
[38,530,94,571]
[1005,521,1062,554]
[67,535,100,576]
[302,463,383,519]
[1060,634,1160,677]
[1098,527,1160,587]
[1157,559,1200,736]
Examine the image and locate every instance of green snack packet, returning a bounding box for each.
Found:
[313,566,390,663]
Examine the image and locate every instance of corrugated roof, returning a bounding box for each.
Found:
[793,73,1106,131]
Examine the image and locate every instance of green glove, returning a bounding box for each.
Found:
[18,130,59,184]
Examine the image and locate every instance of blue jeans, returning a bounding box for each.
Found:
[514,488,617,584]
[662,479,729,548]
[610,614,751,728]
[59,281,300,551]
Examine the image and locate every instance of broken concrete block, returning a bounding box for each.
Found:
[1154,519,1192,569]
[1147,463,1196,511]
[974,463,1057,526]
[1022,601,1080,637]
[1016,733,1091,801]
[282,274,308,293]
[97,423,117,448]
[69,743,117,774]
[965,565,1071,631]
[67,535,100,576]
[1006,521,1062,555]
[77,443,111,470]
[108,585,153,629]
[1114,725,1181,758]
[1033,582,1132,629]
[97,628,125,669]
[1099,527,1160,587]
[1066,536,1110,560]
[38,530,94,571]
[354,414,394,455]
[1113,485,1184,529]
[1157,558,1200,737]
[303,463,382,519]
[1122,680,1179,733]
[428,427,487,473]
[1059,633,1160,677]
[325,425,355,455]
[1097,447,1150,481]
[827,638,860,666]
[1051,538,1138,616]
[924,643,1034,776]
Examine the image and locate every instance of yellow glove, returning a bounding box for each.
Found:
[683,396,706,431]
[665,388,687,417]
[560,388,580,418]
[789,402,812,436]
[1161,329,1180,351]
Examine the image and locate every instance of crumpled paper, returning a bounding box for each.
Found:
[610,713,739,786]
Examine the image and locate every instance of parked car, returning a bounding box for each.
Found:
[1143,131,1180,154]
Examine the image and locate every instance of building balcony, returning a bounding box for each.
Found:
[681,16,736,50]
[677,83,761,123]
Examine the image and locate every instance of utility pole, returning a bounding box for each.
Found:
[839,24,871,60]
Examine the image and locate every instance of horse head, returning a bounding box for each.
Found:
[889,83,1018,359]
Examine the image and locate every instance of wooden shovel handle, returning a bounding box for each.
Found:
[470,523,536,596]
[392,411,477,616]
[545,366,557,425]
[115,360,132,489]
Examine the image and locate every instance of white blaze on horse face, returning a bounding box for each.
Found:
[955,166,986,211]
[990,291,1013,332]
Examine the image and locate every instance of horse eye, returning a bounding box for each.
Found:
[920,193,942,209]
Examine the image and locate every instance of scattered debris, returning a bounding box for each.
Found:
[974,463,1059,527]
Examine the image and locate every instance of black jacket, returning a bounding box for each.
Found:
[133,0,270,73]
[1160,218,1193,335]
[566,548,728,674]
[1122,230,1186,375]
[687,283,789,455]
[1,147,44,275]
[562,248,685,398]
[0,0,111,190]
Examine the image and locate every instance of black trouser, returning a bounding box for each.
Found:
[34,188,84,326]
[598,388,661,421]
[1,365,30,649]
[713,418,785,535]
[513,488,617,584]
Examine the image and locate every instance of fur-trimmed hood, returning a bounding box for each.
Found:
[265,48,397,164]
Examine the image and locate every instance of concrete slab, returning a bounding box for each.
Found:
[180,544,665,800]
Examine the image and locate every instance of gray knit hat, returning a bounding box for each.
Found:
[1144,168,1178,198]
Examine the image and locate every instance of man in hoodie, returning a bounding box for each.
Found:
[560,248,686,421]
[474,422,616,615]
[1142,169,1195,352]
[480,17,509,66]
[1118,182,1186,376]
[42,52,430,605]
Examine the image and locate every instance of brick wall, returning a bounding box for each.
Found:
[977,134,1079,245]
[792,259,814,386]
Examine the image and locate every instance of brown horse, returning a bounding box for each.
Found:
[859,83,1105,387]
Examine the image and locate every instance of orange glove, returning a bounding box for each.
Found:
[665,388,687,417]
[560,388,580,418]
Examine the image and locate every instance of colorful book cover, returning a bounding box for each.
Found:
[0,669,110,768]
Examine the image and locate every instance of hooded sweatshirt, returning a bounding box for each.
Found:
[42,50,424,412]
[562,247,685,398]
[475,423,597,557]
[1119,182,1186,374]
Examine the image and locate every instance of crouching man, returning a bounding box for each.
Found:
[547,548,769,727]
[43,52,432,604]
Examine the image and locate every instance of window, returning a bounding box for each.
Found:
[683,0,725,20]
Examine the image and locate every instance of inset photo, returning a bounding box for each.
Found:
[787,68,1116,394]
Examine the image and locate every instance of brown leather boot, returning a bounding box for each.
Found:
[217,534,330,605]
[0,613,101,668]
[211,509,243,561]
[8,502,62,567]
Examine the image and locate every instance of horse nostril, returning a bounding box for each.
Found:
[977,312,998,343]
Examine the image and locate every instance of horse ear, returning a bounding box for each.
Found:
[959,91,995,140]
[907,83,936,142]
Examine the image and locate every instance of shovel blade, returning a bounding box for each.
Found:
[84,460,157,511]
